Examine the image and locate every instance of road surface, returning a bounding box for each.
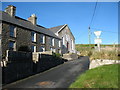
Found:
[3,56,90,89]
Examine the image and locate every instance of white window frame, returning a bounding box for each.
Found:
[53,49,56,53]
[32,32,36,42]
[52,38,55,46]
[43,35,45,44]
[34,46,36,52]
[59,40,61,47]
[31,45,36,52]
[43,47,45,52]
[40,34,45,44]
[10,25,16,37]
[9,41,16,51]
[62,37,65,45]
[50,47,53,51]
[39,46,45,52]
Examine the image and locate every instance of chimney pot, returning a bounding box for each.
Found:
[28,14,37,25]
[5,5,16,17]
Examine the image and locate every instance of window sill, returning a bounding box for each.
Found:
[10,36,16,38]
[40,43,45,45]
[32,41,37,43]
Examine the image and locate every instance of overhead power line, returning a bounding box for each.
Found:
[88,0,98,45]
[89,0,98,27]
[90,27,118,34]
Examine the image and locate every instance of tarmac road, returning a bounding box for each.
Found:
[3,56,90,89]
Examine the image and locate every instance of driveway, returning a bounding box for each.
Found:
[3,56,90,89]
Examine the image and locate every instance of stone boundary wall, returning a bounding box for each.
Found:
[2,51,33,84]
[89,59,120,69]
[63,53,78,60]
[6,50,32,61]
[2,51,66,85]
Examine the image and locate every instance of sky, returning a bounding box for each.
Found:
[2,2,118,44]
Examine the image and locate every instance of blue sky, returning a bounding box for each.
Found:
[2,2,118,44]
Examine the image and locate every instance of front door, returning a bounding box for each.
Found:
[67,42,69,51]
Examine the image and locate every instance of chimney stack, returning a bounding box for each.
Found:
[28,14,37,25]
[5,5,16,17]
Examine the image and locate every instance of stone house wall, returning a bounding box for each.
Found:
[58,26,75,54]
[2,22,61,58]
[2,23,10,57]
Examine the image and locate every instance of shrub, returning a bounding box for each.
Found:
[18,45,31,52]
[52,52,61,58]
[76,44,119,60]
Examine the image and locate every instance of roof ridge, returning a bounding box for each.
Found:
[49,24,65,29]
[1,11,60,39]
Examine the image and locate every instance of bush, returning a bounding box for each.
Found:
[18,45,31,52]
[87,51,92,57]
[75,44,119,60]
[52,52,61,58]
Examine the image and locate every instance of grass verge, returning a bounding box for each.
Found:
[69,64,119,88]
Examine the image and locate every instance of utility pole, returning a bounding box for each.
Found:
[88,27,91,48]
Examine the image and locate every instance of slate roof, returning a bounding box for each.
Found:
[48,25,65,33]
[0,11,61,39]
[49,24,75,40]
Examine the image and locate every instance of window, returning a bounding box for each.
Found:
[54,39,58,47]
[52,38,55,46]
[59,40,61,47]
[10,25,16,37]
[53,49,56,53]
[9,41,15,50]
[50,37,52,46]
[50,47,53,51]
[58,49,61,54]
[31,32,36,42]
[62,37,65,45]
[40,34,45,44]
[71,39,74,50]
[39,46,45,52]
[31,45,36,52]
[49,37,52,46]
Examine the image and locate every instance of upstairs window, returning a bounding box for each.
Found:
[62,37,65,45]
[31,32,36,42]
[10,25,16,37]
[40,34,45,44]
[50,37,52,46]
[9,41,15,51]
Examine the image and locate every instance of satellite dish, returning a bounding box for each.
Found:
[94,31,102,38]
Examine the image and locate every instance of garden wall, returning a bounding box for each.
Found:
[2,51,66,84]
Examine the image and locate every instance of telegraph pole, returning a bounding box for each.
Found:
[88,27,91,48]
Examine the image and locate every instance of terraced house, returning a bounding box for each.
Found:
[0,5,75,59]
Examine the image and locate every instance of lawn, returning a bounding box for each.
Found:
[69,64,119,88]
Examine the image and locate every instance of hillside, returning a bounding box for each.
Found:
[75,44,119,60]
